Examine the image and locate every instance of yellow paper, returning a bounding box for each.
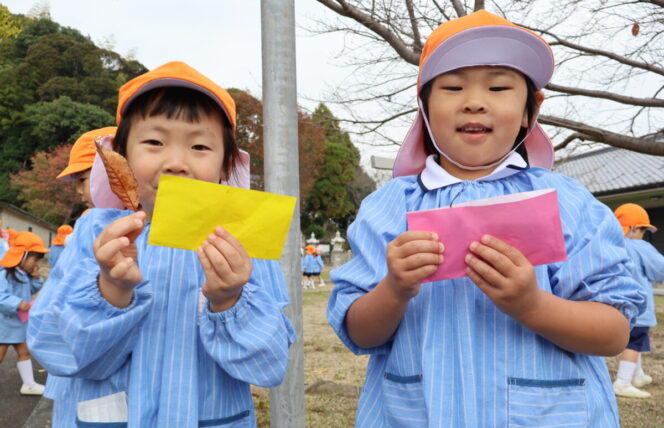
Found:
[149,175,296,260]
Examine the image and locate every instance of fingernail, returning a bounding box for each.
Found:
[439,255,444,263]
[465,254,472,263]
[481,235,491,244]
[432,232,438,240]
[215,227,225,235]
[439,243,444,252]
[469,242,478,251]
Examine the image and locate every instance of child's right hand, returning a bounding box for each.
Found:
[385,231,444,300]
[18,301,30,311]
[93,211,146,292]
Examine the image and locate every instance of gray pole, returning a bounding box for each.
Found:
[261,1,305,427]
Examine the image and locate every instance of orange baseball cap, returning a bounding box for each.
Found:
[393,10,555,177]
[614,203,657,234]
[305,245,317,255]
[52,225,73,246]
[116,61,236,130]
[57,127,118,180]
[0,231,50,268]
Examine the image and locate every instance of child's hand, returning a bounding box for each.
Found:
[30,266,40,279]
[385,231,444,300]
[198,227,252,312]
[94,211,146,292]
[18,301,30,311]
[465,235,543,322]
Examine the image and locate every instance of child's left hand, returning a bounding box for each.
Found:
[198,227,252,313]
[465,235,543,323]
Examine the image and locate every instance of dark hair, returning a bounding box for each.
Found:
[5,252,44,283]
[114,87,240,181]
[419,74,539,164]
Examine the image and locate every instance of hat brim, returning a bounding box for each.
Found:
[0,249,22,268]
[57,162,92,180]
[420,26,553,90]
[393,111,553,177]
[119,78,234,130]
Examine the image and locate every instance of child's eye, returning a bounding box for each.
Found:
[143,139,162,146]
[489,87,510,92]
[442,86,462,91]
[192,144,211,151]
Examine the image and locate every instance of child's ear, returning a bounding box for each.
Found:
[535,90,545,107]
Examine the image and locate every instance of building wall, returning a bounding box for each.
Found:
[0,208,56,246]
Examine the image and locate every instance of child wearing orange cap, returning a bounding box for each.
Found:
[327,10,644,427]
[48,225,74,267]
[302,245,324,289]
[57,127,118,209]
[612,203,664,398]
[28,61,293,427]
[0,231,48,395]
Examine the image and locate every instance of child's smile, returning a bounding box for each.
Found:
[427,66,530,178]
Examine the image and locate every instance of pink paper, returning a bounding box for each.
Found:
[407,189,567,282]
[17,300,33,323]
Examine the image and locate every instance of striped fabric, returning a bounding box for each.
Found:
[328,167,646,428]
[28,208,295,428]
[301,255,324,274]
[624,238,664,327]
[0,269,43,343]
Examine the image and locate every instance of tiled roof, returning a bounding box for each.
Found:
[554,146,664,195]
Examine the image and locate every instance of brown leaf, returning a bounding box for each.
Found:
[632,23,639,36]
[95,144,141,211]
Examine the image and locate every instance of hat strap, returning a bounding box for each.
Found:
[418,98,534,171]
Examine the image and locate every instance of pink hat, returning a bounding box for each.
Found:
[393,10,555,177]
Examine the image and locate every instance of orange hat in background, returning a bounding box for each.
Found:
[116,61,236,130]
[52,225,73,246]
[614,203,657,234]
[305,245,317,255]
[6,229,17,247]
[57,127,118,180]
[0,231,50,268]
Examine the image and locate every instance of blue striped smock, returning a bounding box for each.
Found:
[328,166,646,428]
[48,244,65,267]
[624,238,664,327]
[0,268,43,343]
[28,208,295,428]
[301,254,324,274]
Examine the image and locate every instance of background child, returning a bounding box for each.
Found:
[0,220,8,259]
[302,244,324,289]
[328,11,645,427]
[48,225,73,267]
[28,61,294,427]
[612,203,664,398]
[0,231,48,395]
[57,127,118,209]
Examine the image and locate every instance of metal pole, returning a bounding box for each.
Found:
[261,1,305,427]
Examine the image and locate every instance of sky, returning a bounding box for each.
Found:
[1,0,401,169]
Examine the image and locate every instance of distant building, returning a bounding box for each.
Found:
[0,202,58,246]
[555,146,664,252]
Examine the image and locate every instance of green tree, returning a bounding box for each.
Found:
[305,103,374,236]
[0,96,114,203]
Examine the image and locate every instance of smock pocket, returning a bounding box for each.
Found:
[199,410,251,427]
[507,377,588,428]
[76,391,128,427]
[382,372,427,427]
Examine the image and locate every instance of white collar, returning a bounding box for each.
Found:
[419,152,528,191]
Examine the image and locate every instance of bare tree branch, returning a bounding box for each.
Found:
[405,0,423,50]
[540,115,664,155]
[546,83,664,107]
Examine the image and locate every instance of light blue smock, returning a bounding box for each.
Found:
[0,268,43,343]
[48,244,65,267]
[0,237,8,260]
[28,208,295,428]
[624,238,664,327]
[301,254,324,274]
[328,158,646,428]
